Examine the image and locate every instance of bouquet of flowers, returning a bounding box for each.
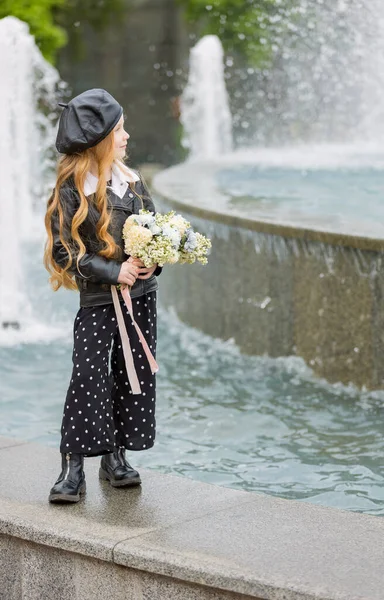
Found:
[122,209,211,267]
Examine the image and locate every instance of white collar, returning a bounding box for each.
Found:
[83,160,140,199]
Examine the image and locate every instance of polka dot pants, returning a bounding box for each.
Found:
[60,292,157,457]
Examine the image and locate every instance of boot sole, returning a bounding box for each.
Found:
[99,467,141,487]
[48,481,87,503]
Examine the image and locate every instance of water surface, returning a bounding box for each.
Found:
[218,164,384,238]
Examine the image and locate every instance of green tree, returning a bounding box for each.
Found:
[177,0,298,67]
[0,0,126,64]
[0,0,67,64]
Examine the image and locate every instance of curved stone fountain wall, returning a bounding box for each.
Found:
[152,163,384,390]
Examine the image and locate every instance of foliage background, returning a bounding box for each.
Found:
[1,0,295,67]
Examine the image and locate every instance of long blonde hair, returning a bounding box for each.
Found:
[44,131,140,291]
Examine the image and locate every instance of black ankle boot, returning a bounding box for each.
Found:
[99,447,141,487]
[48,452,86,503]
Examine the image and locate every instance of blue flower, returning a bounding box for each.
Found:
[184,229,198,252]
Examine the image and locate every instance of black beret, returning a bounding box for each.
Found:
[55,88,123,155]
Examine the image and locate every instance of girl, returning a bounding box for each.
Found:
[44,88,162,503]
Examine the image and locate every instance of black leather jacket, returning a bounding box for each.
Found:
[51,169,162,307]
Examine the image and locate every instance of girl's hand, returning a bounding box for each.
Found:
[117,261,139,286]
[128,256,158,280]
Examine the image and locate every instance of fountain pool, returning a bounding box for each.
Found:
[154,21,384,389]
[217,147,384,240]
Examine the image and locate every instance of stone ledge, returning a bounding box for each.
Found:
[152,163,384,252]
[0,435,383,599]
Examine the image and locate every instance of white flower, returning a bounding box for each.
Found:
[149,223,162,235]
[161,224,182,249]
[123,214,140,232]
[169,214,189,236]
[136,212,155,227]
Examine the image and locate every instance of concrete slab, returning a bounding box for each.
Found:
[0,437,257,563]
[0,435,29,450]
[1,435,383,600]
[113,493,384,600]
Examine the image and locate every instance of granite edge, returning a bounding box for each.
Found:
[0,438,382,600]
[152,166,384,253]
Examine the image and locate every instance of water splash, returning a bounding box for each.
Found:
[229,0,384,147]
[180,35,233,160]
[0,16,62,327]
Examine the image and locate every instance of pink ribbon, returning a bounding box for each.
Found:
[111,285,159,395]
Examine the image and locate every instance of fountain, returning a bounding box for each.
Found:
[1,6,384,520]
[180,35,233,160]
[0,16,61,330]
[153,18,384,390]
